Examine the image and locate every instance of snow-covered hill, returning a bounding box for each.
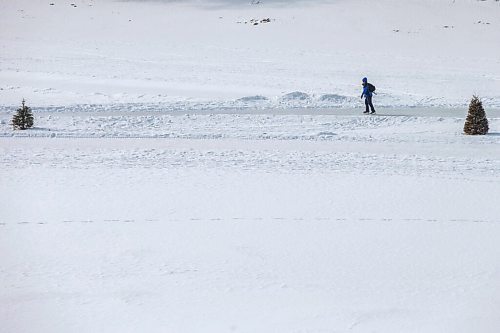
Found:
[1,0,500,108]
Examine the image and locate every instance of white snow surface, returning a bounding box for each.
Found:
[2,0,500,332]
[1,108,500,332]
[1,0,500,108]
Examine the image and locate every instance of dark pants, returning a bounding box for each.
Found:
[365,95,375,113]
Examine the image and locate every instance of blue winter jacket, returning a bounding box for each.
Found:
[361,84,372,98]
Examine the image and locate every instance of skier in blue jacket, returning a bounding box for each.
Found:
[361,77,376,114]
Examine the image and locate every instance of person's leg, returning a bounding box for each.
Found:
[367,95,375,113]
[364,98,369,113]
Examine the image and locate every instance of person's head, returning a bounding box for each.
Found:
[362,77,368,84]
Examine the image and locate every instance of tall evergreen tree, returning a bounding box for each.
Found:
[12,99,34,130]
[464,96,488,135]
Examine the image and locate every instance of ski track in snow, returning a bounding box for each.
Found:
[2,142,499,181]
[1,217,498,227]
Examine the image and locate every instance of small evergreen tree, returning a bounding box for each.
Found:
[12,99,34,130]
[464,95,488,135]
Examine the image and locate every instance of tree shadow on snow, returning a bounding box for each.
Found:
[30,127,53,132]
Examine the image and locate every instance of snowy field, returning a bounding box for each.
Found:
[1,0,500,108]
[2,0,500,332]
[2,108,500,332]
